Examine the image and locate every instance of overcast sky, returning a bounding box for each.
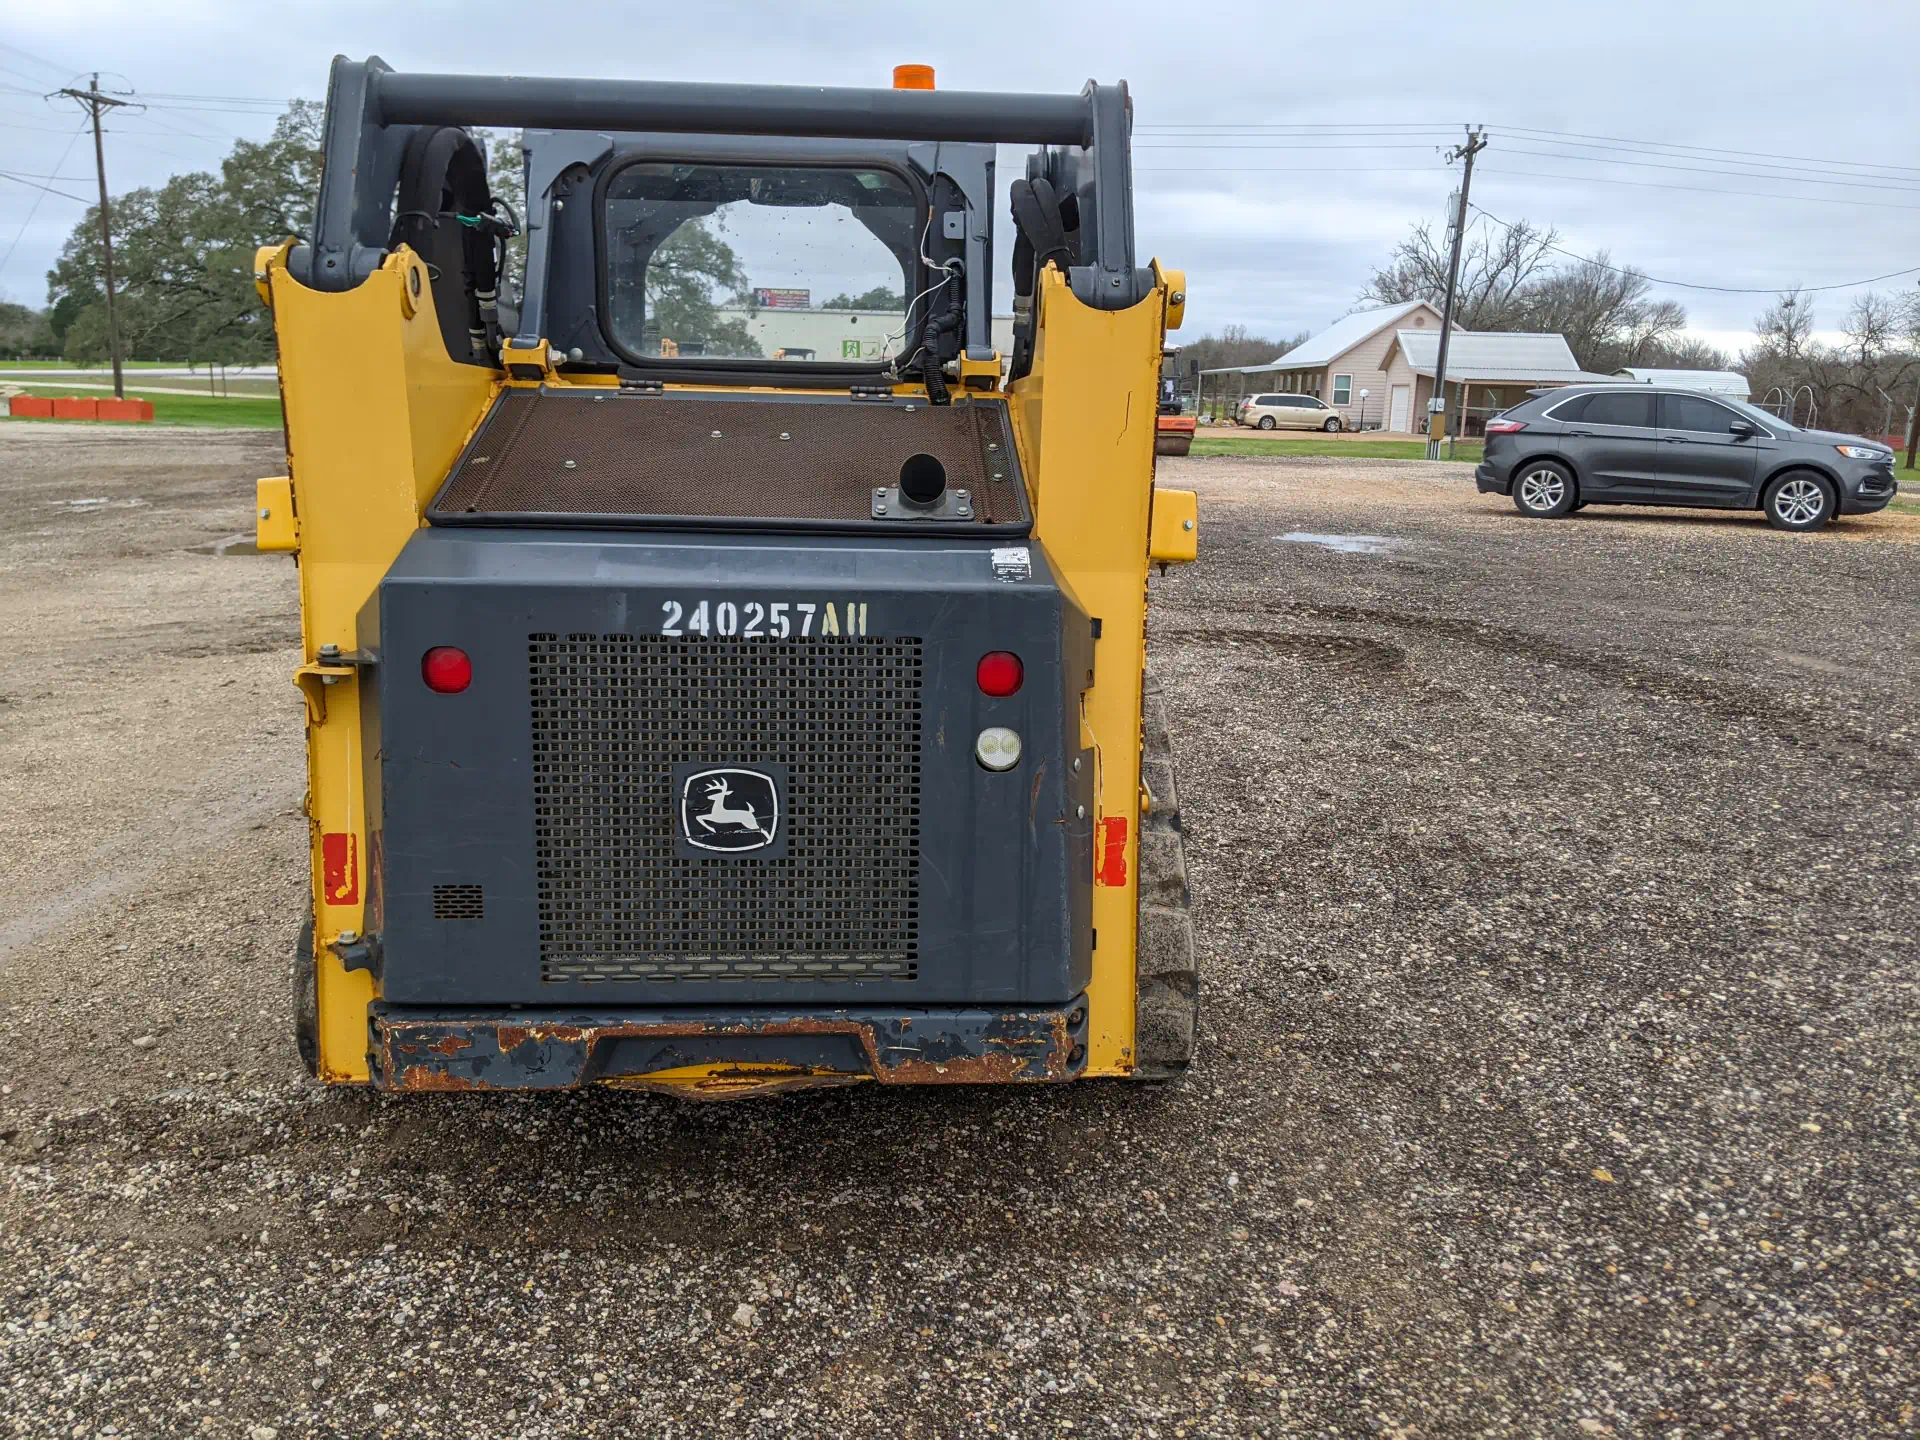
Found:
[3,0,1916,356]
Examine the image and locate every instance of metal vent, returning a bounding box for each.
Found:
[432,884,484,919]
[430,389,1027,527]
[433,887,487,917]
[529,634,922,984]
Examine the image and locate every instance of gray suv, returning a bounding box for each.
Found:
[1474,385,1900,531]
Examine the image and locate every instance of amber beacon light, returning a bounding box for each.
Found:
[892,64,935,90]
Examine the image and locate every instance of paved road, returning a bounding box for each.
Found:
[2,429,1917,1437]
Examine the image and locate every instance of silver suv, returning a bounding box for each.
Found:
[1475,385,1898,531]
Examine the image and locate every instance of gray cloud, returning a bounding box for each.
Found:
[3,0,1914,348]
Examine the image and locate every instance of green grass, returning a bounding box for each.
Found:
[4,384,282,429]
[0,359,202,371]
[1191,434,1484,463]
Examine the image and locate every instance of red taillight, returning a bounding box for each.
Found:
[976,651,1023,697]
[1484,418,1528,434]
[421,646,472,694]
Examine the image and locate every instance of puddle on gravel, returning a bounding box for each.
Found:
[191,534,262,556]
[46,496,147,512]
[1275,531,1404,555]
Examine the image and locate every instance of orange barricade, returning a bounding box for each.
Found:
[51,396,99,420]
[8,395,54,418]
[96,398,154,422]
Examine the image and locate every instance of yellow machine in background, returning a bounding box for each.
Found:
[258,58,1196,1096]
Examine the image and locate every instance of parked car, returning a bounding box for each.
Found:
[1239,393,1343,432]
[1475,385,1899,531]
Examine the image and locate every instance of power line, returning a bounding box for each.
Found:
[1475,165,1920,213]
[1496,124,1920,178]
[1137,118,1920,178]
[1469,201,1920,295]
[1496,143,1920,194]
[0,120,88,277]
[0,170,92,203]
[1135,166,1448,175]
[0,117,93,134]
[1129,137,1920,193]
[0,40,76,77]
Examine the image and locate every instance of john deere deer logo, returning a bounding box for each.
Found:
[677,766,782,854]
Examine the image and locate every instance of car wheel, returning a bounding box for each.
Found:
[1322,416,1341,432]
[1512,460,1577,518]
[1258,415,1276,431]
[1763,471,1833,532]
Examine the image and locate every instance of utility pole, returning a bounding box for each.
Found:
[1428,125,1488,460]
[1906,370,1919,473]
[57,74,130,400]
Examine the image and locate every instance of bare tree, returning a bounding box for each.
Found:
[1514,255,1686,372]
[1177,324,1310,375]
[1359,218,1695,370]
[1741,289,1918,436]
[1357,216,1557,330]
[1752,289,1813,360]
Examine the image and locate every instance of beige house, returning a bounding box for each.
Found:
[1200,300,1442,431]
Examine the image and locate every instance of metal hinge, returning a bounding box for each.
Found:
[850,384,895,401]
[328,930,383,979]
[618,377,664,393]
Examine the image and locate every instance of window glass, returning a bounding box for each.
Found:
[1580,392,1655,428]
[1661,394,1740,433]
[1548,393,1590,422]
[1331,374,1352,405]
[602,162,919,363]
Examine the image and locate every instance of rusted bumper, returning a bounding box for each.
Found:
[367,1001,1090,1096]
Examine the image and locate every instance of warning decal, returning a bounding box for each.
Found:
[1097,815,1128,887]
[322,832,359,906]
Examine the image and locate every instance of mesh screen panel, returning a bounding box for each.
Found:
[434,390,1026,525]
[529,633,922,984]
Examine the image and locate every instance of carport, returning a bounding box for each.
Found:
[1380,329,1613,436]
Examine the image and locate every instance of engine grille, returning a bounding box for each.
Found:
[431,389,1028,526]
[529,633,922,984]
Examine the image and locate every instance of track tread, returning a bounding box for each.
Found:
[1134,672,1197,1078]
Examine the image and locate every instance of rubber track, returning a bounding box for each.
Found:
[1134,672,1197,1077]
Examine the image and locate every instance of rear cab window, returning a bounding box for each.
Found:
[600,160,922,369]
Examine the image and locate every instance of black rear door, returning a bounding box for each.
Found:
[1654,392,1760,504]
[1557,390,1659,500]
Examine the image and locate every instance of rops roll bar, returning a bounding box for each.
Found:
[294,56,1145,312]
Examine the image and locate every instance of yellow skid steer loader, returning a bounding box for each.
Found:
[256,57,1197,1098]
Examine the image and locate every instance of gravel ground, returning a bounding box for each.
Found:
[2,430,1917,1438]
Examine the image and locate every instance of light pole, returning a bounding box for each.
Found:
[1357,388,1369,432]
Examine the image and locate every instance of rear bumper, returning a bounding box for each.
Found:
[1475,461,1510,495]
[368,1000,1091,1096]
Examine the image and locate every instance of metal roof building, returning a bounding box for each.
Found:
[1384,329,1613,385]
[1375,329,1613,436]
[1612,367,1751,400]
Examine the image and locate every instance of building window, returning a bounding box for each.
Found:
[1332,374,1352,405]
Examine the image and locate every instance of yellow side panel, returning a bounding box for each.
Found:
[1011,269,1170,1075]
[1149,488,1198,564]
[255,476,296,552]
[268,249,497,1082]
